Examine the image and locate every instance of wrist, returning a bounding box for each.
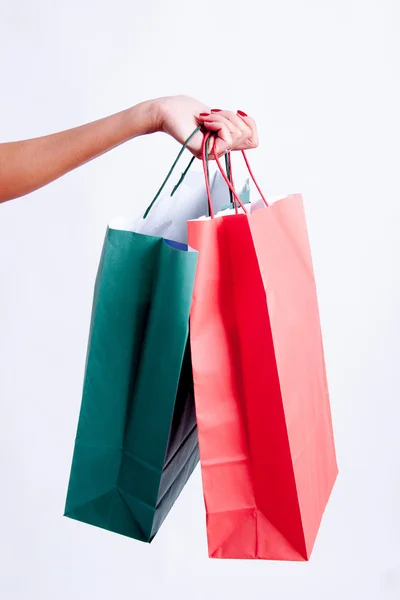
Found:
[126,99,164,138]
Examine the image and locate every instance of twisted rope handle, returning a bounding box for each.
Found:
[145,125,268,221]
[143,125,201,219]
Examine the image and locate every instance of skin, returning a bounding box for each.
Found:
[0,95,259,204]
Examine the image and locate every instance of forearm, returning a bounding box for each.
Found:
[0,100,159,203]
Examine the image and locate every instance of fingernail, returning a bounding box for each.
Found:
[237,110,248,117]
[200,112,210,116]
[211,109,222,112]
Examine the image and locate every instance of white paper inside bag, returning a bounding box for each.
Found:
[109,168,234,243]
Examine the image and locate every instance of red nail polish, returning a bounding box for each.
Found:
[237,110,248,117]
[200,112,210,116]
[211,109,222,112]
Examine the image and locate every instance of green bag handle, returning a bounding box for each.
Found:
[143,126,234,219]
[143,126,201,219]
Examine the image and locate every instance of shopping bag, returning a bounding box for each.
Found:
[188,134,338,560]
[131,165,249,244]
[65,133,205,542]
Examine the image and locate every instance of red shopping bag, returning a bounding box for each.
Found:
[188,135,338,560]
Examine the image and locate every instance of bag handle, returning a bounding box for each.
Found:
[143,126,201,219]
[225,151,234,206]
[211,147,269,214]
[144,125,268,220]
[201,132,269,218]
[240,150,268,208]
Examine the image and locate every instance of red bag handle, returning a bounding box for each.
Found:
[201,131,269,219]
[240,150,269,208]
[202,132,248,217]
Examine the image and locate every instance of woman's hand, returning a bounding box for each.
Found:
[154,95,259,159]
[0,95,259,204]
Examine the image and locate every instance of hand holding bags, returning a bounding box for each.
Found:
[65,126,338,559]
[188,133,338,560]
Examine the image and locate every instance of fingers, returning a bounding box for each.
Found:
[237,111,259,149]
[198,109,259,156]
[198,117,233,157]
[198,112,240,156]
[211,110,252,149]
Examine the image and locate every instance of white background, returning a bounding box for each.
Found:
[1,1,400,598]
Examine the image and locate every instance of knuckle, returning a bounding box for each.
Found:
[243,125,253,138]
[225,129,233,144]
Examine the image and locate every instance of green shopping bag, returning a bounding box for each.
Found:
[65,134,200,542]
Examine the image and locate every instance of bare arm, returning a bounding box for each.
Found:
[0,95,258,204]
[0,101,160,203]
